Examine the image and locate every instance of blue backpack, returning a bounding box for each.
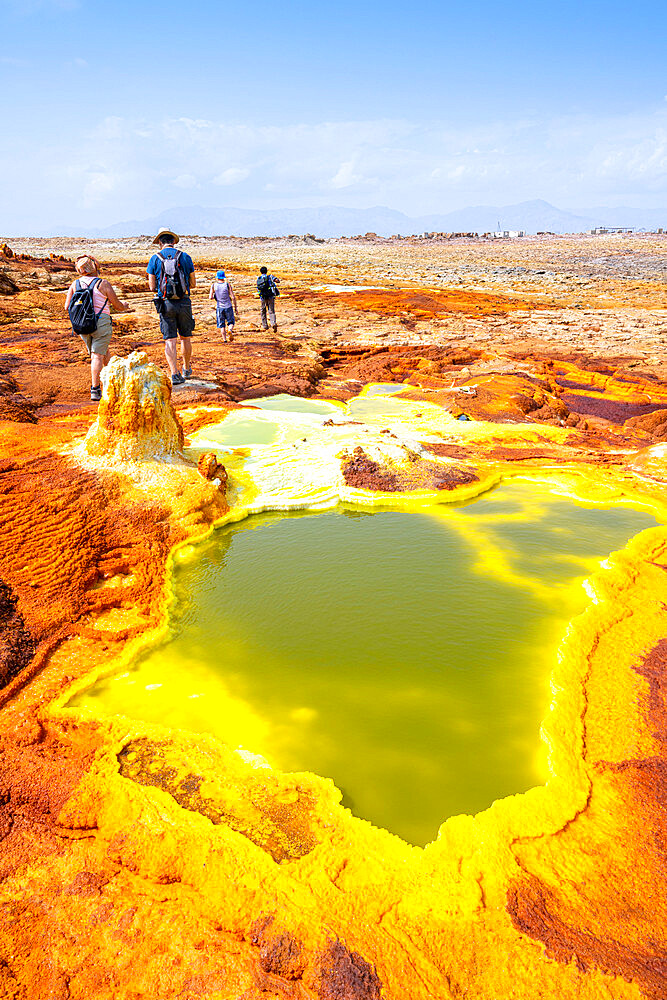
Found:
[68,277,107,335]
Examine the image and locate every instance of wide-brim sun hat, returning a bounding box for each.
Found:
[152,227,180,245]
[216,269,225,279]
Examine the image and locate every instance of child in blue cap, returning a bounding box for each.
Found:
[209,269,239,342]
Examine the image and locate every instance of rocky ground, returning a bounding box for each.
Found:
[2,232,667,417]
[1,233,667,1000]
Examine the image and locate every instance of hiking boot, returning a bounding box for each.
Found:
[272,324,278,333]
[183,367,193,379]
[171,373,186,386]
[91,385,102,402]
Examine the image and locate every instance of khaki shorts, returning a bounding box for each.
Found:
[80,312,112,356]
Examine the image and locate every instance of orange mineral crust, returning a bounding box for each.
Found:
[291,284,549,318]
[1,235,667,999]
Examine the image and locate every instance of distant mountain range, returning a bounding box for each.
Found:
[55,199,667,238]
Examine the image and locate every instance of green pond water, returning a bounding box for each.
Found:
[72,480,657,846]
[240,393,342,415]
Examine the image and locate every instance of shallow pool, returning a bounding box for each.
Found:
[72,480,657,845]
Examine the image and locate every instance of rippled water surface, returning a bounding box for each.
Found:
[73,481,657,845]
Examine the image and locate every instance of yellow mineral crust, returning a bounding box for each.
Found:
[35,508,667,1000]
[76,351,229,530]
[4,396,667,999]
[84,350,185,461]
[3,236,667,999]
[24,395,663,1000]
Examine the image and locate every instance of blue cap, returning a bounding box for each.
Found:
[216,269,225,279]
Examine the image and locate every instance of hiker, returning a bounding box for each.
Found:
[209,269,239,342]
[256,266,280,333]
[64,255,132,402]
[146,228,196,386]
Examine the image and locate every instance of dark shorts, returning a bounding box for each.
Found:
[155,296,195,340]
[216,304,235,328]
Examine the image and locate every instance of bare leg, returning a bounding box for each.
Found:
[164,338,178,375]
[219,325,227,342]
[180,336,192,368]
[227,325,234,341]
[91,351,106,387]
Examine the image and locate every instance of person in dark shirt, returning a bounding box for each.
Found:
[256,266,280,333]
[146,228,196,385]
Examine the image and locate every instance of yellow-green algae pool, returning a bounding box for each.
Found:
[71,479,657,846]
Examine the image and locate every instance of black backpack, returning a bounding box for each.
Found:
[257,273,279,298]
[158,250,188,299]
[68,277,107,335]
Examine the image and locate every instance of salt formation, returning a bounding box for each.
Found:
[79,351,228,528]
[84,351,184,461]
[630,442,667,478]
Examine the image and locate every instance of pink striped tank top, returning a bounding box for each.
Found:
[79,276,110,316]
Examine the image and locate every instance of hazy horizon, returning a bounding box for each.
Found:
[1,0,666,232]
[4,198,667,240]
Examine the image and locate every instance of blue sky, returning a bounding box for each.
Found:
[1,0,666,230]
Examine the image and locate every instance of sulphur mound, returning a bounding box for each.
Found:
[84,350,184,461]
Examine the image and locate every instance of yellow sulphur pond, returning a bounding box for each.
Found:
[70,479,658,846]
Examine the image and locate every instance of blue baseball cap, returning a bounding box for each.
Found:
[216,269,225,279]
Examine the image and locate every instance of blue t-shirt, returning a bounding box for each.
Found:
[147,246,195,298]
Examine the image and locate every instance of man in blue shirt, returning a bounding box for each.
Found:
[147,228,196,386]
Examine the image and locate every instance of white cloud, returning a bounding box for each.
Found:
[330,160,363,189]
[3,106,667,229]
[80,170,118,208]
[62,56,88,70]
[0,56,30,67]
[172,173,198,189]
[213,167,250,186]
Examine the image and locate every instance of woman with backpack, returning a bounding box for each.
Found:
[208,269,239,343]
[64,255,132,401]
